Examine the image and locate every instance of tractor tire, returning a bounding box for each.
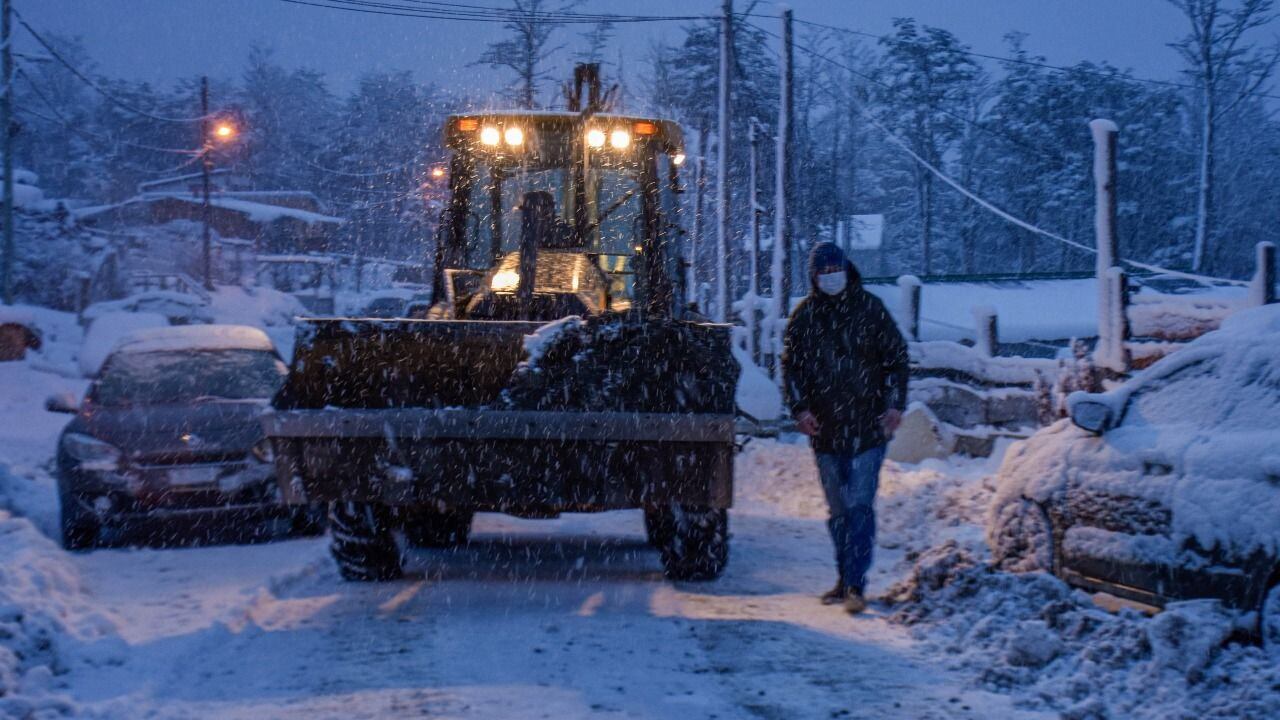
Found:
[655,504,728,581]
[403,509,473,548]
[989,498,1054,574]
[328,501,402,581]
[289,503,328,537]
[59,497,99,552]
[1260,578,1280,661]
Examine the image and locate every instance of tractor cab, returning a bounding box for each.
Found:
[434,111,687,321]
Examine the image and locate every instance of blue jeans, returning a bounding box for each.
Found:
[814,445,886,594]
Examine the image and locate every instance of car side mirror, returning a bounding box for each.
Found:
[45,392,80,414]
[1070,398,1114,434]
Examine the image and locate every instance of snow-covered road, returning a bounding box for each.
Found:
[56,501,1046,720]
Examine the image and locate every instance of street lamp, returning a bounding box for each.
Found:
[199,74,240,291]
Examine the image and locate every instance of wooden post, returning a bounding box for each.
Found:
[897,275,921,342]
[1251,241,1276,306]
[1090,119,1122,369]
[714,0,733,322]
[1105,267,1132,372]
[973,305,998,357]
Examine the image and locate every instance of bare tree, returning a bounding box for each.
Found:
[1169,0,1280,273]
[477,0,579,109]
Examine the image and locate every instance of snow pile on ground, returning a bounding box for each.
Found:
[885,544,1280,719]
[0,497,121,719]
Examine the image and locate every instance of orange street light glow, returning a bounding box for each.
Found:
[431,166,446,178]
[214,123,236,140]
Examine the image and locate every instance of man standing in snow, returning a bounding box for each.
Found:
[782,242,909,614]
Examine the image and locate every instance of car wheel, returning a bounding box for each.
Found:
[402,509,473,548]
[328,501,402,581]
[654,504,728,581]
[58,493,99,551]
[990,498,1054,573]
[1260,580,1280,660]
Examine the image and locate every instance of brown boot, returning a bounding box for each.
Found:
[843,590,868,615]
[820,581,848,605]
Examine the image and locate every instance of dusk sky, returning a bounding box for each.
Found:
[25,1,1196,96]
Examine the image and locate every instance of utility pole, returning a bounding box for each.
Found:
[715,0,732,323]
[771,7,794,385]
[200,76,214,291]
[747,117,762,363]
[1,0,13,306]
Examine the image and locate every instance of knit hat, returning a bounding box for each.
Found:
[808,241,846,276]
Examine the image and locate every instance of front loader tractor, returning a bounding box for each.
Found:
[263,68,739,582]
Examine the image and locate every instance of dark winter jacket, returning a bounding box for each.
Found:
[782,262,910,455]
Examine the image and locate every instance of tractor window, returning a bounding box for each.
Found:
[461,159,646,310]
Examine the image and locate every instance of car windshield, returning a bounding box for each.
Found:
[1122,359,1219,428]
[93,349,287,407]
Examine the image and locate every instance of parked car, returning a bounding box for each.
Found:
[82,291,213,327]
[357,290,415,318]
[987,304,1280,649]
[47,324,322,549]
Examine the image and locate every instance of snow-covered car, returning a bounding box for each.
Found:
[987,304,1280,646]
[47,324,321,549]
[81,291,214,327]
[357,290,416,318]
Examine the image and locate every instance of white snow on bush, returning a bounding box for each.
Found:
[521,315,584,367]
[731,344,782,421]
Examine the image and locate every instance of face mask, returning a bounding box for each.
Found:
[817,271,847,296]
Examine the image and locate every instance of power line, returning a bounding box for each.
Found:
[785,15,1280,104]
[12,7,209,123]
[16,67,199,155]
[755,22,1247,288]
[747,21,1072,169]
[275,0,712,23]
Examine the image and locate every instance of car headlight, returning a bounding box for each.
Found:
[62,433,121,470]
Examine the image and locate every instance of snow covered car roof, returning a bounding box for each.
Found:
[110,324,277,357]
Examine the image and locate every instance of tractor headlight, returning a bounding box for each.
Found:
[504,126,524,146]
[610,129,631,149]
[480,126,501,146]
[63,433,121,470]
[491,270,520,292]
[672,152,686,166]
[586,128,606,149]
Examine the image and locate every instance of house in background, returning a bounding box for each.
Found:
[73,170,344,256]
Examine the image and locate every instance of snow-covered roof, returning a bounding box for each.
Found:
[256,254,338,265]
[111,324,276,356]
[72,194,344,227]
[137,168,231,191]
[0,305,36,327]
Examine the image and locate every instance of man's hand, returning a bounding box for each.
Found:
[795,410,821,437]
[880,408,903,438]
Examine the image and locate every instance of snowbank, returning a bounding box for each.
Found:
[731,344,782,421]
[886,544,1280,719]
[0,492,121,719]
